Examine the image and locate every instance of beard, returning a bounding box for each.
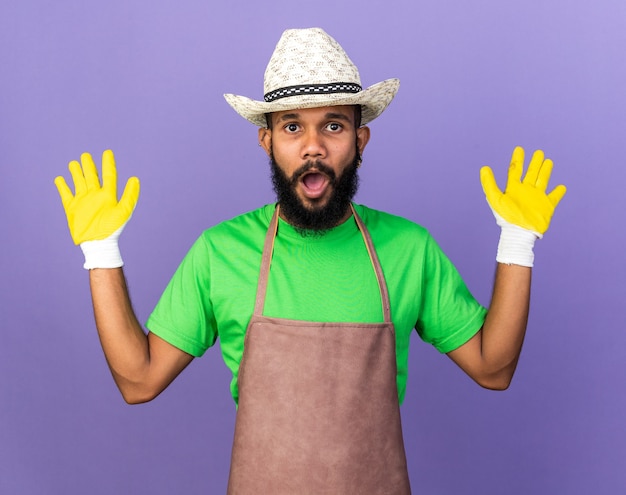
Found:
[270,152,360,234]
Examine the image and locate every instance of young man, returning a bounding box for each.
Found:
[54,28,566,494]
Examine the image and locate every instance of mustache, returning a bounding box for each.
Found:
[290,161,337,185]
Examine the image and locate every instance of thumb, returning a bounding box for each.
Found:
[118,177,141,217]
[548,184,567,207]
[480,166,502,205]
[54,176,74,209]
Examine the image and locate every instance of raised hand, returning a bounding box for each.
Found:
[55,150,140,269]
[55,150,140,244]
[480,146,566,236]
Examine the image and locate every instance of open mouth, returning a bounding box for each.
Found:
[300,171,330,199]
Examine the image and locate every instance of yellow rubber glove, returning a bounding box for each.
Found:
[480,146,566,235]
[480,147,566,266]
[54,150,140,268]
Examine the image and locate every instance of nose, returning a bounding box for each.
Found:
[301,129,326,160]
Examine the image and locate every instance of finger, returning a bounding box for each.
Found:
[480,166,503,205]
[118,177,141,217]
[548,184,567,207]
[81,152,101,191]
[506,146,525,190]
[522,149,544,186]
[54,176,74,208]
[101,149,117,198]
[535,158,553,192]
[68,159,87,196]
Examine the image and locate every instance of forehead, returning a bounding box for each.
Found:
[270,105,356,123]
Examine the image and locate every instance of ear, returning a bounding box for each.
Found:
[356,126,370,155]
[258,127,272,156]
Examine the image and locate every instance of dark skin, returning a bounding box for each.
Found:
[259,106,369,226]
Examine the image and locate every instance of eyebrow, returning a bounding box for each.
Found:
[275,113,300,122]
[324,112,352,123]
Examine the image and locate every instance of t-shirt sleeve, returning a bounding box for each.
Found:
[415,235,487,354]
[146,235,218,357]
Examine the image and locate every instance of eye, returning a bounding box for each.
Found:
[284,123,300,133]
[326,122,342,132]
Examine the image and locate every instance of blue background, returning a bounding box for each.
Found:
[1,1,624,493]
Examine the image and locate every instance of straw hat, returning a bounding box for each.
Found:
[224,28,399,127]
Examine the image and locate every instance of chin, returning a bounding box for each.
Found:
[298,195,331,211]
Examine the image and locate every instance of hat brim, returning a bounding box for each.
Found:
[224,78,399,127]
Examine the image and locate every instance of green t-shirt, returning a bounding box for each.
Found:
[146,203,487,405]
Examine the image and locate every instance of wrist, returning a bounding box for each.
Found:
[496,221,539,267]
[80,226,125,269]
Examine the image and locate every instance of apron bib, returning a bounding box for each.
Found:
[227,206,411,494]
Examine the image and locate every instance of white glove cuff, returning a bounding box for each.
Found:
[80,226,125,270]
[494,212,540,267]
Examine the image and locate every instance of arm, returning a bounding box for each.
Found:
[447,147,566,390]
[447,263,530,390]
[90,267,193,404]
[55,150,192,404]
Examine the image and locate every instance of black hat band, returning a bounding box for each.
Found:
[264,82,362,103]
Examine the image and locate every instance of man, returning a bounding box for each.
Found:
[54,28,566,494]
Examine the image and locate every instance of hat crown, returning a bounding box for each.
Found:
[263,28,362,95]
[223,27,399,127]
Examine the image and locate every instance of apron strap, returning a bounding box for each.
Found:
[350,204,392,323]
[253,204,392,323]
[253,204,280,316]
